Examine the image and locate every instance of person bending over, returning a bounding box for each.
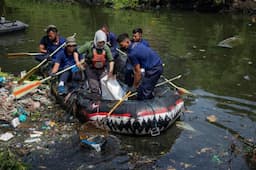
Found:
[117,33,163,100]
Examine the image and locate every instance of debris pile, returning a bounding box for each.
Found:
[0,71,79,156]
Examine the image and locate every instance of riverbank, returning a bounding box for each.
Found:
[76,0,256,13]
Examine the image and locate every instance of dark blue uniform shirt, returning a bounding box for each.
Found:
[107,32,118,58]
[39,36,66,61]
[55,49,76,70]
[140,39,150,47]
[127,42,162,71]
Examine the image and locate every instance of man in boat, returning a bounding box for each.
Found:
[78,30,114,99]
[132,28,150,47]
[117,33,163,100]
[122,28,150,85]
[101,24,118,59]
[50,36,81,95]
[36,25,66,62]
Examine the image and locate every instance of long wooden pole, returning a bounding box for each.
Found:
[160,75,193,95]
[13,59,84,99]
[17,33,76,84]
[128,74,182,98]
[7,52,44,57]
[107,91,132,116]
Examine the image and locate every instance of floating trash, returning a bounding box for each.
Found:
[0,132,14,141]
[24,138,41,143]
[211,155,222,164]
[81,135,106,152]
[176,121,196,132]
[206,115,217,123]
[11,117,20,128]
[0,119,11,128]
[243,75,250,81]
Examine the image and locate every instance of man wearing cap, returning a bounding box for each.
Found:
[117,33,163,100]
[132,28,150,47]
[50,36,81,95]
[36,25,66,62]
[78,30,114,99]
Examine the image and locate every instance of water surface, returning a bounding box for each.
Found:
[0,0,255,169]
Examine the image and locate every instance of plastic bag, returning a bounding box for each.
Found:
[100,75,125,100]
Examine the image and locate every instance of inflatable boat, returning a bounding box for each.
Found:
[0,19,28,34]
[52,77,185,136]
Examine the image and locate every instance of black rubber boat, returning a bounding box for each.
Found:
[51,77,185,136]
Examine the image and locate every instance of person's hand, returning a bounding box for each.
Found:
[107,71,114,79]
[45,54,51,61]
[127,86,137,93]
[76,62,81,69]
[49,72,56,77]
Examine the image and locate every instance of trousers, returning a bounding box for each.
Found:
[137,64,163,100]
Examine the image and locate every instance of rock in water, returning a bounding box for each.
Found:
[217,36,242,48]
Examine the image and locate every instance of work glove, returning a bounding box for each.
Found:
[71,66,79,73]
[45,54,51,61]
[49,72,57,77]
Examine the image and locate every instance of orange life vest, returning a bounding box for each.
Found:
[92,48,106,69]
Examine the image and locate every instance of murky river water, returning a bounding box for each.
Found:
[0,0,255,169]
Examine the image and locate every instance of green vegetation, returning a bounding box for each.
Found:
[0,149,29,170]
[104,0,139,9]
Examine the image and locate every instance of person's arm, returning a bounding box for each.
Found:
[39,36,48,53]
[39,44,47,53]
[108,61,114,78]
[105,45,115,78]
[78,41,90,54]
[133,64,142,88]
[73,51,81,68]
[51,51,62,73]
[51,63,60,74]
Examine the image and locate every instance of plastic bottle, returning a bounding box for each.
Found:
[11,117,20,128]
[0,76,6,83]
[19,114,27,122]
[0,16,5,23]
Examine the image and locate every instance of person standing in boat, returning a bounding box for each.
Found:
[50,36,81,95]
[101,24,118,59]
[117,33,163,100]
[36,25,66,62]
[132,28,150,47]
[78,30,115,99]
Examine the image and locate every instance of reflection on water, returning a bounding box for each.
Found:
[0,0,256,169]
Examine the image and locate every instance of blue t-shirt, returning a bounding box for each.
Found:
[39,36,66,60]
[127,42,162,70]
[55,49,77,70]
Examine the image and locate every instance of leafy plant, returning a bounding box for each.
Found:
[0,149,29,170]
